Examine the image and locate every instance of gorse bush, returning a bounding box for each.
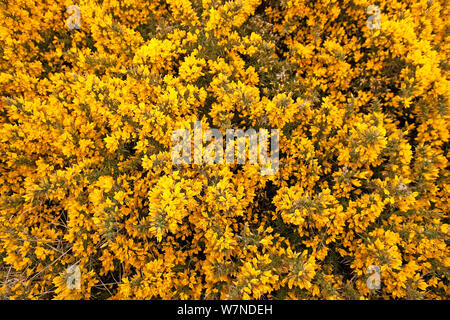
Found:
[0,0,448,300]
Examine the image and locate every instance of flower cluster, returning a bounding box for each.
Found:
[0,0,448,300]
